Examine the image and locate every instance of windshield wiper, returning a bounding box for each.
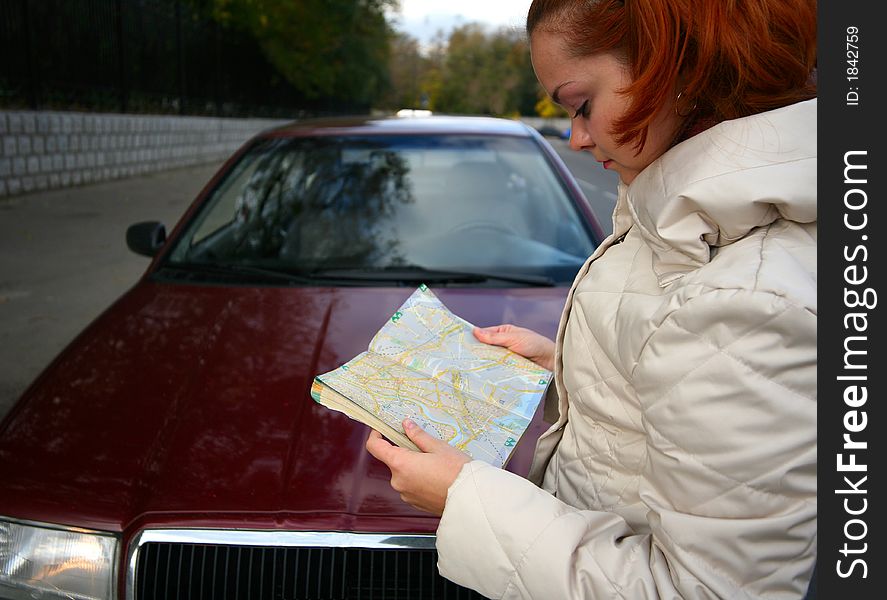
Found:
[309,265,556,287]
[161,261,316,284]
[160,262,556,287]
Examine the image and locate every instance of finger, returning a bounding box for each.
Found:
[365,429,398,464]
[402,419,448,453]
[366,429,386,447]
[473,325,513,346]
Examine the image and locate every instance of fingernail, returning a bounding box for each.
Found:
[403,418,415,430]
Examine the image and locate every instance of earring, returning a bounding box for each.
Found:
[675,91,698,117]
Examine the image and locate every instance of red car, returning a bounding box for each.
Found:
[0,115,603,600]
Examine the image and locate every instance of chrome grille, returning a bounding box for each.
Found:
[129,531,488,600]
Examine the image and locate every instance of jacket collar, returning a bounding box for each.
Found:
[618,98,817,286]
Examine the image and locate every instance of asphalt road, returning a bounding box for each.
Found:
[0,140,618,422]
[546,136,620,234]
[0,163,224,420]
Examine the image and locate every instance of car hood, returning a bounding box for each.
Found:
[0,281,566,534]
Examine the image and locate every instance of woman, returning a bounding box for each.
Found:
[366,0,817,597]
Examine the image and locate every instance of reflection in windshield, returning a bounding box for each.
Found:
[227,139,414,268]
[168,135,597,284]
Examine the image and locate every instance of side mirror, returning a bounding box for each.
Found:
[126,221,167,257]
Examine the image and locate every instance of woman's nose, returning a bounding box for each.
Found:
[568,121,592,152]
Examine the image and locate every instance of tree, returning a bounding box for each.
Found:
[382,32,425,109]
[200,0,398,108]
[428,23,539,117]
[535,93,569,119]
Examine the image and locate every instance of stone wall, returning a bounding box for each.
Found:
[0,110,290,198]
[0,111,578,199]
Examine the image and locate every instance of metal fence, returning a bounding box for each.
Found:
[0,0,347,118]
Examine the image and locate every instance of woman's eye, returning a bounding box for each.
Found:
[572,100,590,119]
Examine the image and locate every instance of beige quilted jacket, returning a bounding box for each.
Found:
[437,99,817,599]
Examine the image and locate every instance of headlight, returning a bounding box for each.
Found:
[0,519,117,600]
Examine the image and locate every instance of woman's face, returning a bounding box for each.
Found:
[530,30,683,185]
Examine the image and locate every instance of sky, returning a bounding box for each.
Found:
[388,0,534,46]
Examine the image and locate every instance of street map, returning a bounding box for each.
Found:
[312,284,551,468]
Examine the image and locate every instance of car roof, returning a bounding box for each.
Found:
[261,114,537,138]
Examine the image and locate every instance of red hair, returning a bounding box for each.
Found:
[527,0,817,151]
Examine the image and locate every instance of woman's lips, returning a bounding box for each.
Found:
[600,160,613,169]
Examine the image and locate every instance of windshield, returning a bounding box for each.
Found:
[165,134,597,285]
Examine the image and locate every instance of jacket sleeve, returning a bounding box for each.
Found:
[436,287,816,599]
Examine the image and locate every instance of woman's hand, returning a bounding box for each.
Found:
[473,324,556,371]
[365,419,471,516]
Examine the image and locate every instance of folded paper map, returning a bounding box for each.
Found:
[311,284,552,468]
